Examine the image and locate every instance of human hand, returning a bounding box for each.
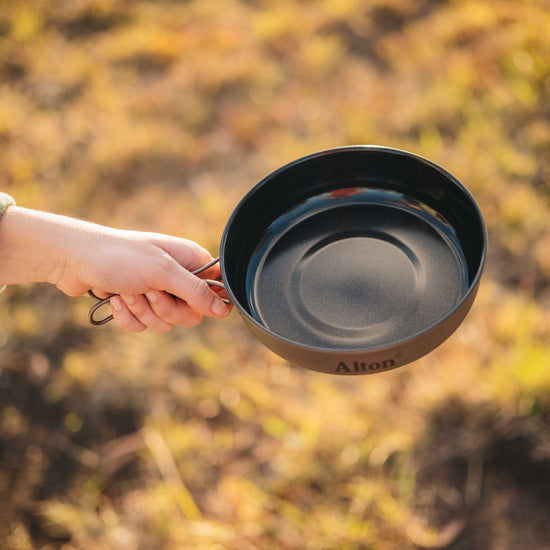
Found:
[0,207,231,332]
[74,229,231,333]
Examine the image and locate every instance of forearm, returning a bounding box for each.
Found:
[0,206,84,287]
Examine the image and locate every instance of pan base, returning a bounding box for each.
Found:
[246,188,468,350]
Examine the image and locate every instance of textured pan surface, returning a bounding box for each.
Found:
[244,187,468,349]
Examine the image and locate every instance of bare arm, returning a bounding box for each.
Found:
[0,206,230,332]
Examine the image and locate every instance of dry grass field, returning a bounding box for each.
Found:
[1,1,550,548]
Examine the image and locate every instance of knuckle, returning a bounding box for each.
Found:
[184,317,201,329]
[150,295,179,324]
[128,298,147,315]
[190,277,210,300]
[180,311,202,328]
[162,299,202,328]
[152,323,173,334]
[113,307,146,333]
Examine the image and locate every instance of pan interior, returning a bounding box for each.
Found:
[245,187,468,350]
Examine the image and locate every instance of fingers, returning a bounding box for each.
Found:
[111,294,172,333]
[165,268,231,319]
[145,290,203,328]
[109,292,205,333]
[110,296,146,332]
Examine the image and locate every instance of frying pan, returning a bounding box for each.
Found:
[91,146,486,375]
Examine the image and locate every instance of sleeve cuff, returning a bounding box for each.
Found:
[0,193,15,219]
[0,193,16,293]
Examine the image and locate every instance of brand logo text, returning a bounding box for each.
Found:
[335,359,396,373]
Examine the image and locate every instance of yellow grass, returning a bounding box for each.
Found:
[1,1,550,548]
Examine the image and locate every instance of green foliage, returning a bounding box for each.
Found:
[1,0,550,548]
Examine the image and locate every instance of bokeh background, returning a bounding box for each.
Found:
[1,1,550,549]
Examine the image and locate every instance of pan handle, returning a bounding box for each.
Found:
[88,257,230,326]
[189,257,231,305]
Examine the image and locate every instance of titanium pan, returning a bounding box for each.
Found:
[218,146,486,375]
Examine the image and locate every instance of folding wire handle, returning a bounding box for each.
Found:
[88,257,229,326]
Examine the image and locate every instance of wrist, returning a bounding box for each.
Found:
[0,206,74,287]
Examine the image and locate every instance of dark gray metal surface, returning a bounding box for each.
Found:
[245,188,468,349]
[220,146,486,374]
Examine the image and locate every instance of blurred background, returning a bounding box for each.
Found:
[1,0,549,548]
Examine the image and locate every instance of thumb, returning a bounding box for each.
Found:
[164,261,230,318]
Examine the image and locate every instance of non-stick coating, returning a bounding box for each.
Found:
[220,146,486,373]
[245,187,468,349]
